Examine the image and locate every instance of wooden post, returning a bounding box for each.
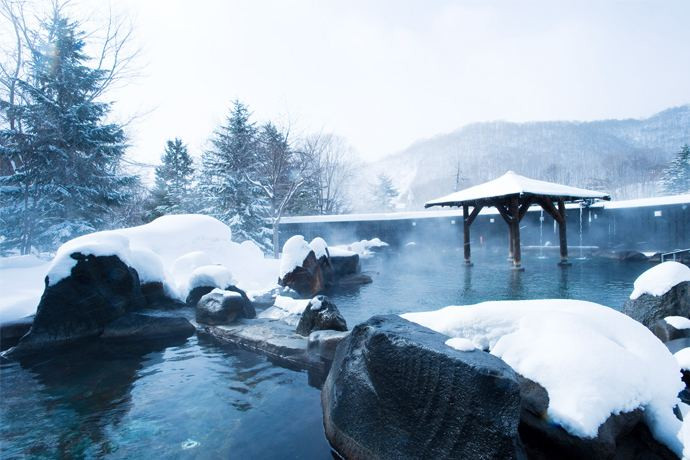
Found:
[510,197,522,269]
[463,204,471,265]
[557,199,569,265]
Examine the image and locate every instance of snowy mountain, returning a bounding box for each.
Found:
[356,105,690,211]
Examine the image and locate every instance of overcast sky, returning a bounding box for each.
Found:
[91,0,690,165]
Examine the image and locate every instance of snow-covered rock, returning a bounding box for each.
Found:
[667,316,690,330]
[44,215,279,302]
[624,264,690,328]
[295,296,347,337]
[279,235,313,279]
[196,288,255,325]
[402,299,684,455]
[630,262,690,300]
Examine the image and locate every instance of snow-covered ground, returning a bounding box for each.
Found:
[0,255,50,322]
[0,217,387,323]
[402,299,685,455]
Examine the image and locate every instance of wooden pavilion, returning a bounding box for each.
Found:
[424,171,611,269]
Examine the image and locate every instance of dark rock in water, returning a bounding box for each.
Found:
[186,286,216,306]
[141,282,185,309]
[296,296,347,336]
[520,405,676,460]
[594,250,649,262]
[279,250,334,297]
[517,375,549,418]
[651,318,690,343]
[13,253,146,353]
[665,337,690,354]
[196,288,255,325]
[337,273,373,288]
[322,315,523,460]
[623,282,690,328]
[101,313,194,341]
[0,316,34,351]
[330,253,360,277]
[307,329,349,362]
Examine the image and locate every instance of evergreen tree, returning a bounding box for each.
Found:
[661,144,690,195]
[0,10,134,254]
[147,138,195,219]
[372,173,398,212]
[199,100,271,249]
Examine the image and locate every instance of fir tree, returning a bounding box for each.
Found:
[147,138,195,219]
[372,173,398,212]
[0,10,134,254]
[199,100,271,249]
[661,144,690,195]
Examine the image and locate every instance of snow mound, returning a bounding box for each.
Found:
[402,299,683,455]
[666,316,690,330]
[309,237,329,259]
[0,255,50,322]
[445,337,477,351]
[331,238,388,258]
[44,214,279,301]
[630,262,690,300]
[188,265,234,291]
[279,235,313,278]
[675,348,690,372]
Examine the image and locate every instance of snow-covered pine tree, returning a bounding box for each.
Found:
[147,138,195,219]
[0,10,134,254]
[199,100,271,249]
[372,173,398,212]
[661,144,690,195]
[253,122,313,256]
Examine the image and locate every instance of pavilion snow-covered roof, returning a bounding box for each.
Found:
[425,171,611,208]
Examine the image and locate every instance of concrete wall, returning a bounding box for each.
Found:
[278,200,690,253]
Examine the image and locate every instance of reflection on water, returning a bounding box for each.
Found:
[1,337,330,459]
[1,244,650,459]
[332,245,650,325]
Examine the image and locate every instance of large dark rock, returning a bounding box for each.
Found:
[330,253,360,277]
[12,253,146,353]
[0,316,34,351]
[623,282,690,328]
[651,318,690,343]
[307,329,349,362]
[322,315,523,460]
[101,313,195,341]
[196,288,256,325]
[140,281,184,309]
[279,250,334,297]
[295,296,347,336]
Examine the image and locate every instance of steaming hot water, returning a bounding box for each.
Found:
[0,247,652,457]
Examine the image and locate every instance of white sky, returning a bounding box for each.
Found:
[86,0,690,165]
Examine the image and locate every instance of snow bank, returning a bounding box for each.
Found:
[445,337,477,351]
[44,214,279,301]
[402,300,684,455]
[279,235,313,279]
[257,295,310,326]
[666,316,690,331]
[0,255,50,322]
[675,348,690,371]
[630,262,690,300]
[331,238,388,259]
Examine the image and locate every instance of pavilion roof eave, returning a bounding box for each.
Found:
[424,191,611,209]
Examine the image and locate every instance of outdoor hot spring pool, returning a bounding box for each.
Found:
[0,247,652,458]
